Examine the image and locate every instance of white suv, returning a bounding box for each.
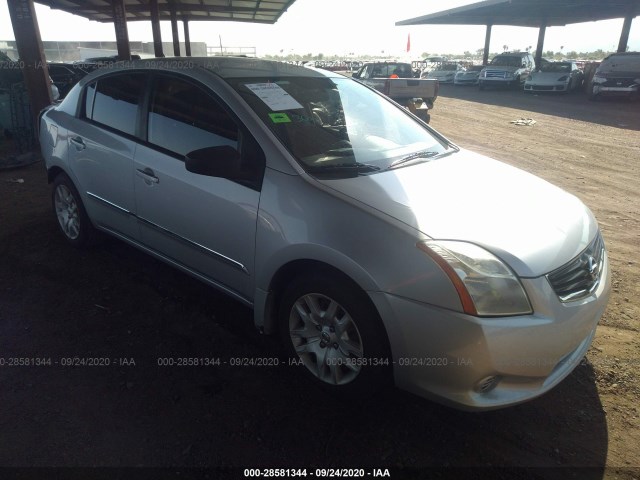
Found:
[479,52,536,90]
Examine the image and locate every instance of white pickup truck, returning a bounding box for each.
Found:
[351,62,438,123]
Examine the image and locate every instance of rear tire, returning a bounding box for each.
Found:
[278,273,392,398]
[51,172,96,248]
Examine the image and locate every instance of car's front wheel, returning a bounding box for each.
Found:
[52,172,95,247]
[279,273,392,397]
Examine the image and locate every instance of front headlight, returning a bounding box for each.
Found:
[418,241,533,317]
[505,72,514,78]
[557,75,569,82]
[592,74,606,84]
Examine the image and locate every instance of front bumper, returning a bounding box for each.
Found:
[369,250,610,410]
[454,78,479,85]
[524,82,569,92]
[592,84,639,96]
[479,78,519,87]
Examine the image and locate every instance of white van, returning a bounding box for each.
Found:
[589,52,640,100]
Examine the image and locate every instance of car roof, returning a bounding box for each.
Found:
[82,56,333,81]
[495,52,531,57]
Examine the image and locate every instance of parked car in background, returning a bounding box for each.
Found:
[589,52,640,100]
[47,62,91,99]
[0,53,60,102]
[419,56,449,77]
[39,57,610,411]
[352,61,438,122]
[426,63,464,84]
[524,61,584,93]
[479,52,536,90]
[454,65,484,85]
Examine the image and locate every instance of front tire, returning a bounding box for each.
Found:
[52,172,95,247]
[278,273,392,397]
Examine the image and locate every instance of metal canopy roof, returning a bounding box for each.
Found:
[35,0,297,24]
[396,0,640,28]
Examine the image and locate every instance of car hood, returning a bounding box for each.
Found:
[318,149,597,277]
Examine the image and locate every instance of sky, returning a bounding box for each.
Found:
[1,0,639,58]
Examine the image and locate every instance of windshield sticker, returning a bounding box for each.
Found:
[268,112,292,123]
[245,83,303,111]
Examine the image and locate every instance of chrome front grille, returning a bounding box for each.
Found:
[547,232,605,302]
[485,70,507,79]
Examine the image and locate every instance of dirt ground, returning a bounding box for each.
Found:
[0,85,639,479]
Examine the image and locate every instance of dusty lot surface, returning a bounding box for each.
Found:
[0,86,639,479]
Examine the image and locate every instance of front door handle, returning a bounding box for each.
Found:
[70,136,85,151]
[136,167,159,185]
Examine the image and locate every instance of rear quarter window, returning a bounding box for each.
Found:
[85,73,146,136]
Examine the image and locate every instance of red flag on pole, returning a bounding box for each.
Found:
[407,33,411,52]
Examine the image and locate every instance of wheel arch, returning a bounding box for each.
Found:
[47,165,66,184]
[256,257,382,337]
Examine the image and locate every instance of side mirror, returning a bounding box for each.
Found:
[185,145,241,178]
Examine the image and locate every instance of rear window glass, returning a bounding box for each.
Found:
[88,73,146,136]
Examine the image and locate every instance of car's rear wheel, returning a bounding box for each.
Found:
[278,273,392,397]
[52,172,95,247]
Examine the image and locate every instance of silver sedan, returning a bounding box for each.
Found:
[39,57,610,410]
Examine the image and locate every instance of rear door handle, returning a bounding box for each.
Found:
[136,167,159,184]
[70,136,85,150]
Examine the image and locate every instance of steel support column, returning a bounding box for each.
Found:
[482,24,492,65]
[534,21,547,68]
[112,0,131,60]
[150,0,164,57]
[7,0,52,121]
[183,19,192,56]
[617,14,634,52]
[170,7,180,56]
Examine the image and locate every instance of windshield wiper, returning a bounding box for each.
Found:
[386,147,458,171]
[307,162,380,175]
[386,150,439,170]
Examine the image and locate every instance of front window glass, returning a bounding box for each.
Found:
[226,76,448,177]
[148,75,238,156]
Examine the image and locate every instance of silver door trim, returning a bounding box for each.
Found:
[87,191,249,275]
[86,191,132,215]
[138,216,250,275]
[99,226,253,307]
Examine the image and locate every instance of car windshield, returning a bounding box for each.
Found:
[227,76,449,177]
[541,62,571,73]
[490,56,522,67]
[467,65,484,72]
